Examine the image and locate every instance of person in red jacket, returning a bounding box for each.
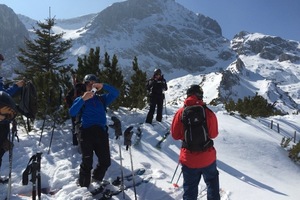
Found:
[171,85,220,200]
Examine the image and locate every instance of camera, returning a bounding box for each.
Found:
[91,88,97,93]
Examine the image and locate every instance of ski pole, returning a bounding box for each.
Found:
[118,138,125,199]
[31,157,38,200]
[174,171,182,186]
[7,120,17,200]
[164,92,168,119]
[36,153,42,200]
[124,126,136,200]
[169,160,180,183]
[110,116,125,199]
[38,117,46,146]
[48,120,56,154]
[128,146,137,200]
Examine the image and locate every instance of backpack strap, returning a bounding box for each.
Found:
[96,94,107,113]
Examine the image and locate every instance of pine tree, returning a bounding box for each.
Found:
[127,57,147,110]
[17,17,72,120]
[102,53,125,110]
[76,47,101,82]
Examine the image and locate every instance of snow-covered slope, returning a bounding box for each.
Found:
[1,73,300,200]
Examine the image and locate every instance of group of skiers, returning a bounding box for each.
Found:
[0,54,220,199]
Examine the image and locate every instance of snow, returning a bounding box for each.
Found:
[1,73,300,200]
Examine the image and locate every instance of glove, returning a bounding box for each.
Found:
[124,126,134,146]
[109,116,122,138]
[0,106,17,121]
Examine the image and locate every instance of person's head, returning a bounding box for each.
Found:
[83,74,99,91]
[75,83,86,96]
[153,68,162,78]
[0,91,17,121]
[0,54,4,68]
[186,85,203,100]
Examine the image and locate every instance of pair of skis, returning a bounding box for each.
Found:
[132,122,170,149]
[100,176,152,200]
[90,168,151,199]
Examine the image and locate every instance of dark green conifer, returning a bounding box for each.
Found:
[17,17,72,120]
[127,57,147,110]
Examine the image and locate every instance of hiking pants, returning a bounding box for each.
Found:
[182,161,220,200]
[79,125,111,187]
[0,123,10,169]
[146,95,164,123]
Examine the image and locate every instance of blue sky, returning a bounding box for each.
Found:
[1,0,299,41]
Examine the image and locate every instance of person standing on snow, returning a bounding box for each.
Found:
[69,74,119,187]
[0,54,24,180]
[65,80,86,146]
[171,85,220,200]
[145,68,168,124]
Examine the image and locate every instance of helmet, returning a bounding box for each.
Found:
[154,68,161,75]
[186,85,203,99]
[83,74,99,83]
[0,91,17,120]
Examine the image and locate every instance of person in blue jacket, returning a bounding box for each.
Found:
[69,74,119,187]
[0,54,24,179]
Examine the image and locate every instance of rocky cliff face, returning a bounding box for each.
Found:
[0,4,29,57]
[72,0,234,73]
[231,31,300,63]
[218,32,300,112]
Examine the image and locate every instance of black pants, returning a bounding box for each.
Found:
[0,123,10,169]
[79,125,111,187]
[146,95,164,124]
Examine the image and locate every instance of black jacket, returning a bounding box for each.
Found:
[146,76,167,97]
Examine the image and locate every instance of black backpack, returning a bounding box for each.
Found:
[181,105,213,152]
[18,81,38,119]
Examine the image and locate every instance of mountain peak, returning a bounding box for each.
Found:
[74,0,229,73]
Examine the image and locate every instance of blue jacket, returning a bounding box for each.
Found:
[69,84,119,129]
[0,77,21,124]
[0,77,20,96]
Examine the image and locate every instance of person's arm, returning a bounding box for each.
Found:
[101,84,119,105]
[3,80,24,96]
[205,108,218,139]
[69,97,84,117]
[146,79,155,91]
[92,83,119,106]
[163,78,168,91]
[171,108,184,140]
